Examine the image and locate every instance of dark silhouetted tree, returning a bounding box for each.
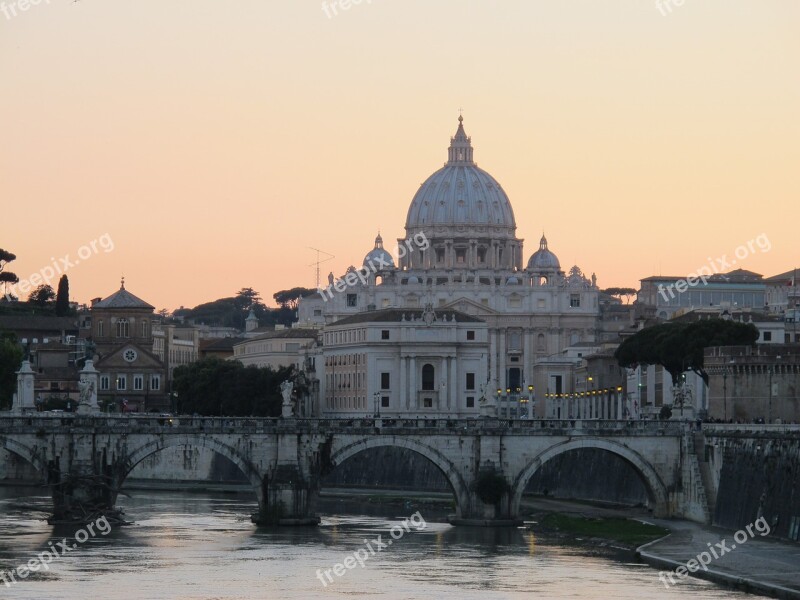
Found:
[602,287,637,304]
[55,275,70,316]
[28,284,55,306]
[173,357,295,416]
[0,332,23,410]
[0,248,19,301]
[273,287,316,310]
[615,319,758,385]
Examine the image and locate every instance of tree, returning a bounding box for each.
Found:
[615,319,759,385]
[28,284,55,306]
[273,287,317,311]
[0,332,23,410]
[0,248,19,300]
[172,357,295,416]
[55,275,70,316]
[235,288,263,310]
[602,287,637,304]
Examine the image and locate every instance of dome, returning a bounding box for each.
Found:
[527,235,561,271]
[363,233,395,269]
[405,117,516,232]
[506,275,520,285]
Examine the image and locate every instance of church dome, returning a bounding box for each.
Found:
[527,235,560,271]
[405,117,516,233]
[363,233,395,269]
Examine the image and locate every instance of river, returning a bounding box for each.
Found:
[0,487,768,599]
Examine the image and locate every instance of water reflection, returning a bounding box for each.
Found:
[0,488,769,600]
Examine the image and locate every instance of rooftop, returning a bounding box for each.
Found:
[330,308,484,326]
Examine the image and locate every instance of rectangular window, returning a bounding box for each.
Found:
[570,294,581,308]
[763,331,772,341]
[313,309,322,316]
[381,396,390,408]
[466,372,475,391]
[381,330,390,340]
[150,375,161,391]
[116,375,127,391]
[381,372,390,390]
[466,330,475,340]
[346,294,358,307]
[423,397,433,408]
[100,375,110,391]
[133,375,144,391]
[466,396,475,408]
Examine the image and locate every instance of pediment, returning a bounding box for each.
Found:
[440,297,499,317]
[95,344,163,369]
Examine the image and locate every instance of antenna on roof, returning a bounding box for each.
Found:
[308,247,335,289]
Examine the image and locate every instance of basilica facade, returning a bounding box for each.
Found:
[299,117,601,418]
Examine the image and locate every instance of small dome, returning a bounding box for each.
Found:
[363,233,395,269]
[527,235,561,271]
[407,275,420,284]
[506,276,520,285]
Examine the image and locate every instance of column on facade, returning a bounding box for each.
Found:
[498,330,506,415]
[448,356,457,411]
[489,329,497,390]
[409,356,417,410]
[523,328,532,388]
[400,356,407,410]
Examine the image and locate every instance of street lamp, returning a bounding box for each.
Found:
[373,391,380,418]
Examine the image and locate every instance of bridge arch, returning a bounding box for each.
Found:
[123,436,264,506]
[0,436,46,477]
[328,436,471,518]
[511,438,669,518]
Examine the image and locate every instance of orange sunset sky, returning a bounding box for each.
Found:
[1,1,798,311]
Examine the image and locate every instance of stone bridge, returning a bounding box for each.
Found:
[0,415,706,526]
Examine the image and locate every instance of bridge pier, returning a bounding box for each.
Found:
[449,468,523,527]
[252,465,320,527]
[48,458,125,525]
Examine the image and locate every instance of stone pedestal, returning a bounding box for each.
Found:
[282,401,294,419]
[77,360,100,414]
[12,360,36,413]
[480,393,499,418]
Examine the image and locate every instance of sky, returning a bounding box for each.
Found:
[1,0,798,311]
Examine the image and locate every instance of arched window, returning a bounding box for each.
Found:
[97,320,104,337]
[536,333,546,351]
[116,318,129,338]
[422,364,435,391]
[140,320,148,337]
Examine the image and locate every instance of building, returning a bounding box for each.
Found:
[232,327,319,370]
[764,268,799,316]
[152,322,200,381]
[85,280,168,412]
[638,269,766,320]
[705,344,800,423]
[318,307,488,418]
[298,117,601,418]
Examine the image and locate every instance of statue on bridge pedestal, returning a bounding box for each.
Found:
[280,380,295,418]
[77,359,100,414]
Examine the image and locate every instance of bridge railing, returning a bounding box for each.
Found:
[702,423,800,436]
[0,413,687,435]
